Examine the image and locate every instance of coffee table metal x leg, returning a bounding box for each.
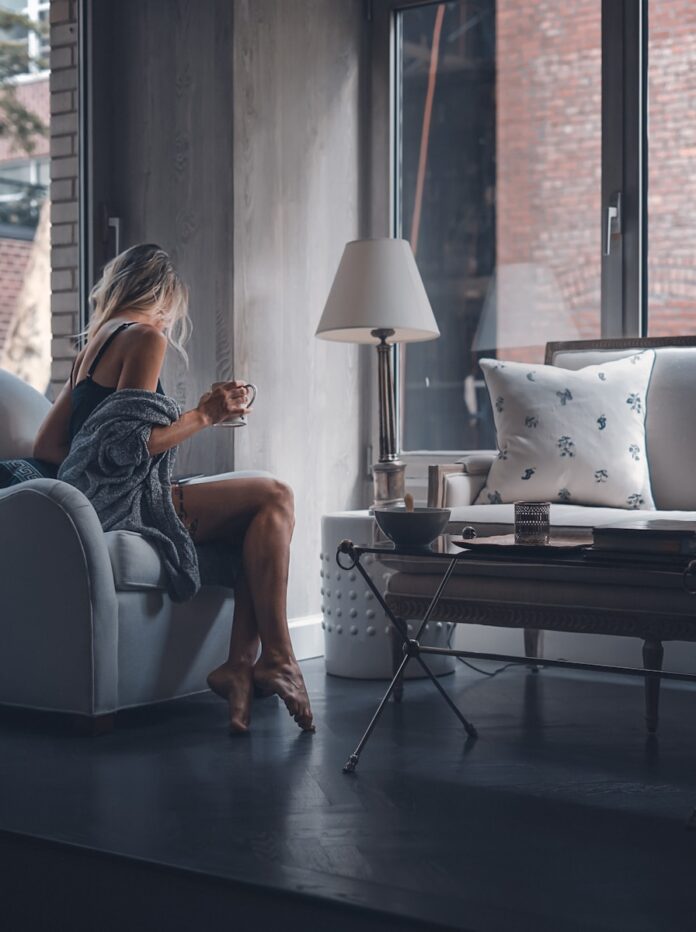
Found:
[336,540,477,773]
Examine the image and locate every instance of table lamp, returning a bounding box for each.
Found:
[315,238,440,507]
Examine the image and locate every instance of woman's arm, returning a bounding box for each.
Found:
[148,384,251,456]
[33,380,73,465]
[116,325,249,456]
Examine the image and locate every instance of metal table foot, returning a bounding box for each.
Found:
[336,539,478,772]
[416,654,478,738]
[342,653,411,774]
[343,754,360,774]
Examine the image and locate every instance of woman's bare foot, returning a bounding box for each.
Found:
[253,655,315,732]
[207,662,255,734]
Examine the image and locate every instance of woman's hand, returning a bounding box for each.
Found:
[196,381,252,426]
[149,381,252,456]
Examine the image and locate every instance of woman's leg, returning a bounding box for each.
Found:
[173,477,314,732]
[206,573,259,733]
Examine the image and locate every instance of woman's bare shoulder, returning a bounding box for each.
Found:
[121,321,167,348]
[116,323,167,390]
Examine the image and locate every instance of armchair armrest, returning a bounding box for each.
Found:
[428,452,496,508]
[0,479,119,716]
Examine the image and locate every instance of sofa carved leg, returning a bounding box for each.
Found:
[71,713,116,737]
[524,628,544,673]
[642,639,664,735]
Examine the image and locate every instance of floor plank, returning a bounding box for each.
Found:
[0,659,694,931]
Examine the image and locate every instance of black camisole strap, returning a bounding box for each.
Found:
[86,321,137,380]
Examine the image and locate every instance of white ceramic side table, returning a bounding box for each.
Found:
[321,511,455,679]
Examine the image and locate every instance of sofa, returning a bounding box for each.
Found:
[0,368,244,732]
[386,336,696,732]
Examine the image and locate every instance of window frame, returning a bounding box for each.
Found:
[371,0,647,473]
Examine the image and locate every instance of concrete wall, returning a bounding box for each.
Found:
[232,0,368,622]
[89,0,237,477]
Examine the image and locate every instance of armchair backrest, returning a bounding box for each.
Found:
[546,336,696,511]
[0,368,51,459]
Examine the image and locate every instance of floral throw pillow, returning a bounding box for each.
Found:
[475,350,656,509]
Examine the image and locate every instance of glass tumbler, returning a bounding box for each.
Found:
[514,501,551,545]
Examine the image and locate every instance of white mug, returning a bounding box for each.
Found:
[211,381,257,428]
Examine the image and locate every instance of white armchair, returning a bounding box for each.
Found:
[0,368,239,732]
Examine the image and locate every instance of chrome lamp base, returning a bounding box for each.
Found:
[371,460,406,509]
[370,328,406,509]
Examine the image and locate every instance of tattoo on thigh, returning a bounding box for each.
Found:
[174,484,199,540]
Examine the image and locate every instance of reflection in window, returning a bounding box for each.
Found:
[0,1,50,391]
[397,1,601,451]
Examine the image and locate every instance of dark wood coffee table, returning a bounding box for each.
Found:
[336,535,696,828]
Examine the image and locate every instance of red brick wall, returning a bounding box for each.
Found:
[0,238,32,348]
[647,0,696,336]
[497,0,696,351]
[496,0,601,361]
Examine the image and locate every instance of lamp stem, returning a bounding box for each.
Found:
[369,328,406,507]
[373,329,397,462]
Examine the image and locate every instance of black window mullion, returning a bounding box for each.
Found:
[601,0,647,338]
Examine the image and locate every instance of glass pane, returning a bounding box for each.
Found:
[397,1,602,451]
[0,3,51,391]
[647,0,696,336]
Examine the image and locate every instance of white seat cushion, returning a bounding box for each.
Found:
[105,528,242,591]
[105,530,168,591]
[448,503,696,535]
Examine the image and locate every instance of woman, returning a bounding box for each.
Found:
[33,243,314,735]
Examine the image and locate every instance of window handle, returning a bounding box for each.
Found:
[603,192,622,257]
[107,216,122,257]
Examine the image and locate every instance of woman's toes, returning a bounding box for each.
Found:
[229,719,250,736]
[253,657,315,732]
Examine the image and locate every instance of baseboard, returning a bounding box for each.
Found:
[289,614,324,661]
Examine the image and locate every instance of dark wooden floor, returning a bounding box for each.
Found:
[0,658,695,931]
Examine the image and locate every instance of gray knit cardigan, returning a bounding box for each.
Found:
[58,389,200,602]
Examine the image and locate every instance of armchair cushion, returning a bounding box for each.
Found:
[106,529,242,592]
[105,530,168,591]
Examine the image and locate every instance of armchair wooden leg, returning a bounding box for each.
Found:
[524,628,544,673]
[71,713,116,737]
[642,639,664,735]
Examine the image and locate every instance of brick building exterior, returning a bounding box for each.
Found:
[0,238,33,348]
[646,0,696,335]
[48,0,79,396]
[496,0,601,358]
[496,0,696,357]
[0,75,49,365]
[0,0,78,394]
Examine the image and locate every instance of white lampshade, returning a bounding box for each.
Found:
[315,238,440,344]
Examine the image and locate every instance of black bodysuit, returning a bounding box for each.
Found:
[69,321,164,442]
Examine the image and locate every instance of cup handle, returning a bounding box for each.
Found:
[243,383,257,409]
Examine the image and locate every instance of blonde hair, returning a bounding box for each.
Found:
[84,243,191,364]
